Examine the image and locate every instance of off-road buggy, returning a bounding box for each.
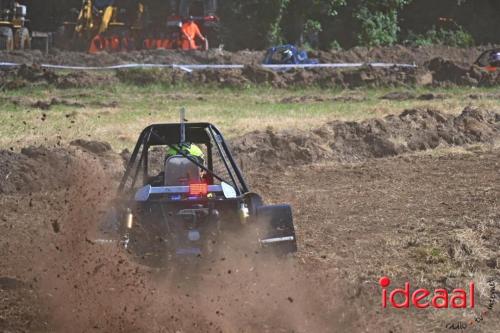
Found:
[474,48,500,72]
[263,44,318,65]
[103,113,297,265]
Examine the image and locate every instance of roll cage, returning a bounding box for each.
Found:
[474,48,500,68]
[118,122,249,196]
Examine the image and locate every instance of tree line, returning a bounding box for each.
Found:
[21,0,500,50]
[218,0,500,50]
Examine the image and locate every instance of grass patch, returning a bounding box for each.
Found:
[1,84,499,150]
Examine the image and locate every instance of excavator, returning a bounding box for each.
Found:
[59,0,219,53]
[0,0,30,50]
[56,0,145,52]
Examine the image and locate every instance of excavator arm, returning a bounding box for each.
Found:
[98,5,115,33]
[75,0,94,34]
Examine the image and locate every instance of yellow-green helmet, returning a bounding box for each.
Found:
[167,143,204,161]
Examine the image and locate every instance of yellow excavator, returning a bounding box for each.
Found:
[59,0,144,52]
[0,0,30,50]
[59,0,219,53]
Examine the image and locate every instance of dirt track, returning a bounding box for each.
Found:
[0,108,498,332]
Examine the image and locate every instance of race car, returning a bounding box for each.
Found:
[474,48,500,72]
[263,44,319,65]
[102,112,297,266]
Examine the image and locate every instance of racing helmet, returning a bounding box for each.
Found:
[167,143,204,164]
[282,49,293,62]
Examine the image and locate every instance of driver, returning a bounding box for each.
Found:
[166,143,212,184]
[147,143,205,186]
[166,143,204,164]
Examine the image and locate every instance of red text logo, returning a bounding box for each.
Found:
[379,277,475,309]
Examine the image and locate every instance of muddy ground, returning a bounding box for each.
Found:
[0,45,496,67]
[0,108,498,332]
[1,59,500,91]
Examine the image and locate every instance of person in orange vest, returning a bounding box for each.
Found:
[180,16,207,50]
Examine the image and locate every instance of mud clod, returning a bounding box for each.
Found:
[51,220,60,233]
[381,92,416,100]
[0,277,24,290]
[31,98,85,110]
[70,140,112,155]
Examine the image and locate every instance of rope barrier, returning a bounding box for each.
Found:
[0,62,417,72]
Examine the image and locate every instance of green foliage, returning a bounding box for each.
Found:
[405,26,474,47]
[217,0,482,49]
[355,8,400,46]
[304,19,322,35]
[329,40,343,50]
[353,0,413,47]
[267,0,290,45]
[360,0,412,11]
[219,0,290,50]
[314,0,347,16]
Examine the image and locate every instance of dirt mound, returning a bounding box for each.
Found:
[5,61,496,89]
[4,56,500,90]
[0,64,114,90]
[3,45,500,89]
[0,48,264,67]
[312,45,493,67]
[0,142,122,195]
[0,45,494,67]
[116,65,432,89]
[115,60,500,89]
[233,107,500,168]
[427,57,500,86]
[114,61,500,88]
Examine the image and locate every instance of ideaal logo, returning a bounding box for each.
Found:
[379,276,475,309]
[378,276,497,330]
[446,278,496,330]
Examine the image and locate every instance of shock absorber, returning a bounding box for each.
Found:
[122,208,133,249]
[239,202,249,224]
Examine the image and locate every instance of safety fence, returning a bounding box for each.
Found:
[0,62,417,72]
